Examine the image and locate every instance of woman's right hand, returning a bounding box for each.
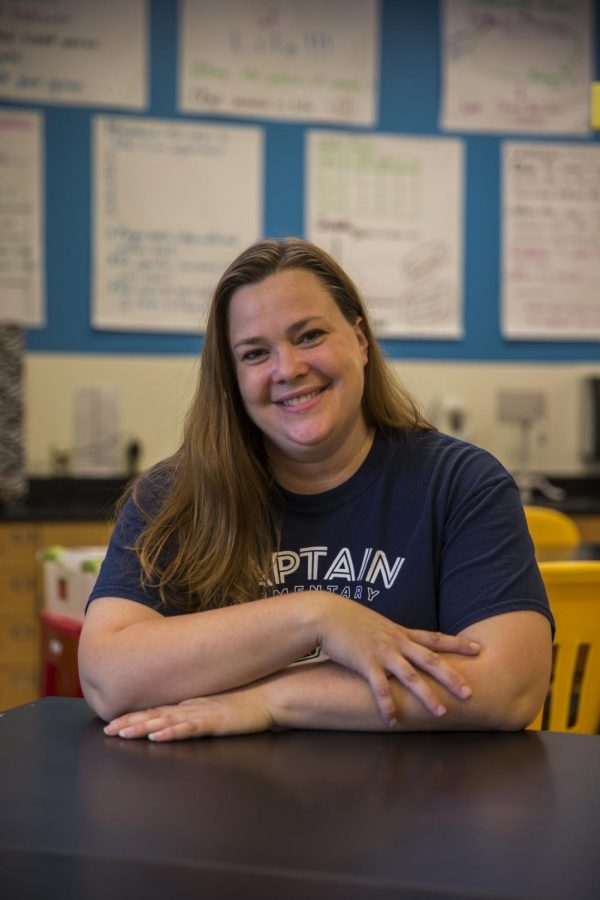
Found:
[308,593,481,727]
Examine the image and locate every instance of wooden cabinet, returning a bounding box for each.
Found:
[0,524,39,711]
[0,520,111,711]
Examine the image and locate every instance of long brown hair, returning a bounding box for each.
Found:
[131,238,431,611]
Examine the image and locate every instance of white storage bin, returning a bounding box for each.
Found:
[40,547,106,622]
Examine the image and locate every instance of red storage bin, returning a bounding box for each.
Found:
[39,610,84,699]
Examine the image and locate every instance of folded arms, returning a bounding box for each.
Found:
[79,591,552,740]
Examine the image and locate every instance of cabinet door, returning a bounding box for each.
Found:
[0,520,113,710]
[0,617,39,664]
[37,521,113,549]
[0,523,38,566]
[0,569,37,616]
[0,664,39,710]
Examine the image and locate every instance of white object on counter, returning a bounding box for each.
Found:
[40,546,106,622]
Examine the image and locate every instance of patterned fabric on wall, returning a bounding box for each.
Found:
[0,324,27,503]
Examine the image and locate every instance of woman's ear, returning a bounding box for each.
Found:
[354,317,369,363]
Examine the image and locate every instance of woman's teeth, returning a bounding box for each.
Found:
[280,389,322,407]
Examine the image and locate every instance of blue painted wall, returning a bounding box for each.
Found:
[7,0,600,360]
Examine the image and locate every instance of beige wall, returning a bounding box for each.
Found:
[25,353,600,477]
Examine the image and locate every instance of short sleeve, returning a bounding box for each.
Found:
[86,491,167,615]
[435,446,554,636]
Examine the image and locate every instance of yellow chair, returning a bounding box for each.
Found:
[528,562,600,734]
[523,505,581,550]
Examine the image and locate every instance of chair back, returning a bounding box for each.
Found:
[529,562,600,734]
[523,506,581,549]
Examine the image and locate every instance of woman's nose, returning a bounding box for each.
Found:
[271,345,309,382]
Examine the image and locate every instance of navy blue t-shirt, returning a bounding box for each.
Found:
[87,429,553,636]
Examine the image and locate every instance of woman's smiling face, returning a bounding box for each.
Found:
[228,268,370,478]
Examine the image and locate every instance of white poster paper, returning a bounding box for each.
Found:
[307,131,464,339]
[0,0,147,108]
[93,116,263,333]
[502,142,600,340]
[179,0,379,125]
[441,0,592,135]
[0,108,43,326]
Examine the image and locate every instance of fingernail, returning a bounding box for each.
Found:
[469,641,480,652]
[435,704,447,716]
[148,733,157,741]
[118,729,131,738]
[460,684,472,699]
[388,716,398,728]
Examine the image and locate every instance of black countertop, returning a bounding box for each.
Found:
[1,473,600,523]
[528,474,600,515]
[0,477,130,522]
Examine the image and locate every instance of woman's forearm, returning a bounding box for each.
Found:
[266,657,537,733]
[266,613,552,733]
[79,593,323,721]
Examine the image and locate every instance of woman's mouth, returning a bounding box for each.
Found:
[277,387,326,408]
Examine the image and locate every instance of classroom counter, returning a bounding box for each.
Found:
[1,473,600,523]
[0,477,128,522]
[529,474,600,516]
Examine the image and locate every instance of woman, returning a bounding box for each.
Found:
[79,238,553,741]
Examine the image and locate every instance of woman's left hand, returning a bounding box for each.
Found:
[103,685,274,742]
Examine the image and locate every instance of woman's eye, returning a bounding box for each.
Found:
[242,348,267,362]
[299,329,325,344]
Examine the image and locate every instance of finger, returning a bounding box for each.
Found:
[408,630,480,656]
[109,713,176,740]
[148,721,203,742]
[403,646,473,701]
[103,708,164,735]
[103,716,132,735]
[384,656,448,718]
[364,667,400,727]
[149,714,232,742]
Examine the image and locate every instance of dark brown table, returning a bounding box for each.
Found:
[1,698,599,899]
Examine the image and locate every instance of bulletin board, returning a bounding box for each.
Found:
[0,0,599,362]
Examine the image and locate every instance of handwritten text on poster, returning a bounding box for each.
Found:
[307,131,464,339]
[502,142,600,340]
[93,116,262,333]
[179,0,379,125]
[441,0,592,135]
[0,108,43,326]
[0,0,147,108]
